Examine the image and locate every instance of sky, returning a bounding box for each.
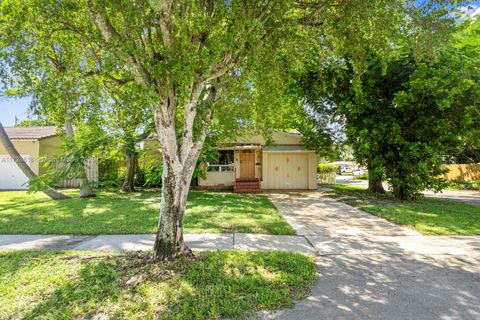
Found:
[0,97,32,126]
[0,2,478,127]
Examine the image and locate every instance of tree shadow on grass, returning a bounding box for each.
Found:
[0,193,159,234]
[18,251,315,320]
[185,191,293,234]
[23,255,124,320]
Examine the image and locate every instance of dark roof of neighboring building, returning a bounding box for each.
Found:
[4,126,58,140]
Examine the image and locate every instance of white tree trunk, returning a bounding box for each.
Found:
[152,98,207,259]
[153,150,201,259]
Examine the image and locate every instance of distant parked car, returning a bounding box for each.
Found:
[337,166,351,174]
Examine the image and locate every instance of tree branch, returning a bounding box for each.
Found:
[158,0,174,49]
[86,0,152,86]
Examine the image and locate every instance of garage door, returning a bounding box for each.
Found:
[265,153,309,189]
[0,156,30,190]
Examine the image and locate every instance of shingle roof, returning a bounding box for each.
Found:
[4,126,58,140]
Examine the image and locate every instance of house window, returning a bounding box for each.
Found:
[207,150,234,172]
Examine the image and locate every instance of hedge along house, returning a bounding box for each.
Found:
[145,131,318,192]
[0,126,98,190]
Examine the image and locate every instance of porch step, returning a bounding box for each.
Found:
[234,188,262,193]
[234,179,262,193]
[235,182,260,187]
[236,178,259,182]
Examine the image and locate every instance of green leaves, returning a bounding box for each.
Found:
[298,12,479,200]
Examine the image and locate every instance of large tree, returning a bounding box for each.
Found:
[299,16,479,200]
[83,0,306,259]
[2,0,465,259]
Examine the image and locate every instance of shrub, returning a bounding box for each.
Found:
[98,159,123,189]
[138,163,162,188]
[317,164,339,173]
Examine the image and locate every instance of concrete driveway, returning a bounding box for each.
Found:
[257,191,480,320]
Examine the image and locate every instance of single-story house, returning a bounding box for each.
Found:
[144,131,318,192]
[0,126,97,190]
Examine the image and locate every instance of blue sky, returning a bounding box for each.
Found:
[0,2,478,127]
[0,97,32,126]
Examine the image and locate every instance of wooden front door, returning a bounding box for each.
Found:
[239,150,255,179]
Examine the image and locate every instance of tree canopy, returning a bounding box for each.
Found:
[298,15,479,200]
[0,0,469,257]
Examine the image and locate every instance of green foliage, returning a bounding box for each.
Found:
[0,0,105,125]
[14,119,54,127]
[444,18,480,163]
[98,158,123,189]
[300,16,479,200]
[317,164,339,173]
[446,180,480,191]
[0,250,316,319]
[40,126,108,189]
[194,137,220,180]
[136,163,163,188]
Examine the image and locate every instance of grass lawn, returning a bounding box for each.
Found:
[325,184,480,235]
[0,250,316,320]
[445,180,480,191]
[0,190,294,235]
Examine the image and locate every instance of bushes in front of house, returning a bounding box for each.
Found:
[317,164,338,185]
[135,163,163,188]
[317,164,339,173]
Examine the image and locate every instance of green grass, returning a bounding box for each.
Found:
[445,180,480,191]
[0,190,294,235]
[325,184,480,235]
[352,174,368,180]
[0,250,317,320]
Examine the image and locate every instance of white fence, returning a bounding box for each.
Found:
[56,157,98,188]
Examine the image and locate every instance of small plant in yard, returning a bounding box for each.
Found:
[0,250,317,320]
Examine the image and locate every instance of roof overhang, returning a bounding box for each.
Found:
[217,145,261,151]
[4,126,58,140]
[262,146,316,153]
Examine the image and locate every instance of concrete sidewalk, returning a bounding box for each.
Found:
[2,232,478,257]
[0,233,315,255]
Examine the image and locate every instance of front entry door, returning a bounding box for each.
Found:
[239,150,255,179]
